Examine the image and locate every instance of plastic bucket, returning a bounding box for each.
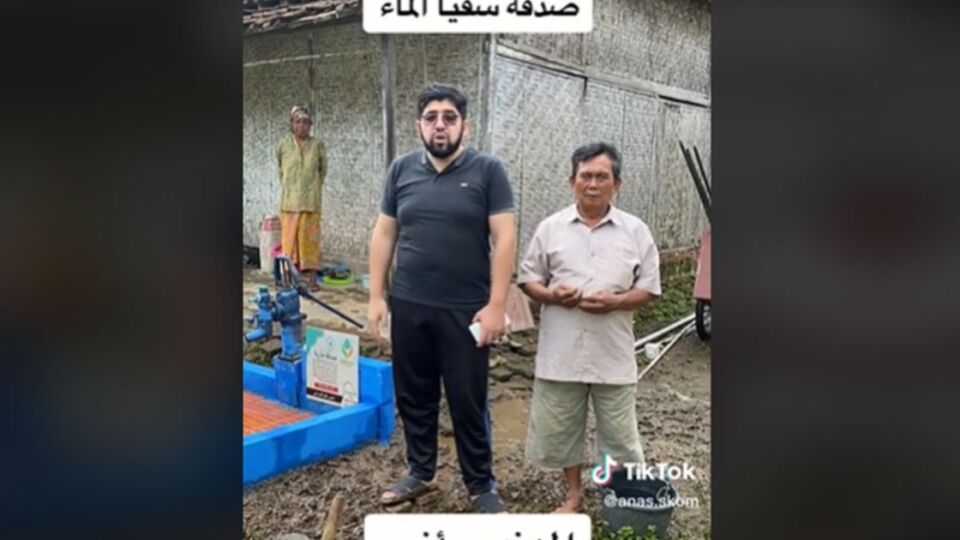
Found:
[259,216,282,274]
[600,469,677,540]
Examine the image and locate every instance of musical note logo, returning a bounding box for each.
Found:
[590,453,618,486]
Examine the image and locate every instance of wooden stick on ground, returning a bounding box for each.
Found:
[320,493,346,540]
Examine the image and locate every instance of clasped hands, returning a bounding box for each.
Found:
[549,283,622,314]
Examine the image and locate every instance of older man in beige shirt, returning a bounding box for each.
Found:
[518,142,661,513]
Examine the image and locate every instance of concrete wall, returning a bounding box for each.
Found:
[243,23,384,266]
[243,26,488,267]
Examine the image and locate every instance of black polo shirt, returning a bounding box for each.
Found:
[380,146,515,311]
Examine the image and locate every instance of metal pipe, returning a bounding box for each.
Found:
[638,321,695,381]
[244,327,270,343]
[679,141,712,222]
[693,146,711,199]
[634,313,695,350]
[299,289,365,329]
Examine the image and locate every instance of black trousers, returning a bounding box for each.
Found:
[389,296,494,496]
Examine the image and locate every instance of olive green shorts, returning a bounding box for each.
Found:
[525,378,644,469]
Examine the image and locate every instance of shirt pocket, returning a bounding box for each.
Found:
[597,240,639,292]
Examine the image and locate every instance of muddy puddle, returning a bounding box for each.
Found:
[439,396,530,457]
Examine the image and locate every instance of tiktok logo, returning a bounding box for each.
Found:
[590,454,619,486]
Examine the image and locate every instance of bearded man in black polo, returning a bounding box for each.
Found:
[367,83,516,513]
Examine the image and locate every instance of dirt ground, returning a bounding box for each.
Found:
[242,269,711,540]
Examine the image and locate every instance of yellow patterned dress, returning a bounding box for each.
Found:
[276,134,326,270]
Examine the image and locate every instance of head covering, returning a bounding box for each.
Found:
[290,106,312,122]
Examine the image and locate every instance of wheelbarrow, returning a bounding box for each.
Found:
[693,229,711,340]
[680,141,711,341]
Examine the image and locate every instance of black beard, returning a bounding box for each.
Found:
[422,132,463,159]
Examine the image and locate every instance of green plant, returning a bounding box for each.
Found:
[633,269,696,337]
[593,520,661,540]
[243,341,274,367]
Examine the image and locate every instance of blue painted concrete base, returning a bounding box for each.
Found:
[273,357,303,408]
[243,357,395,487]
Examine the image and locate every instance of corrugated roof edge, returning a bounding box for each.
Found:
[243,0,361,35]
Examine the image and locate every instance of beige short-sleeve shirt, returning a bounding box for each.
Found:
[517,204,661,384]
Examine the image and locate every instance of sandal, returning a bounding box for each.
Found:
[380,475,437,507]
[472,490,507,513]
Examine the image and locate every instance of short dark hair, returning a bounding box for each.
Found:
[570,142,622,181]
[417,83,468,119]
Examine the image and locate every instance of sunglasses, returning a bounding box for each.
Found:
[420,111,460,126]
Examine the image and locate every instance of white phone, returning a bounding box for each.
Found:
[469,314,511,344]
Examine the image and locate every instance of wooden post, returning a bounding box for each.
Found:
[483,33,497,152]
[320,493,346,540]
[380,34,398,293]
[381,34,397,167]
